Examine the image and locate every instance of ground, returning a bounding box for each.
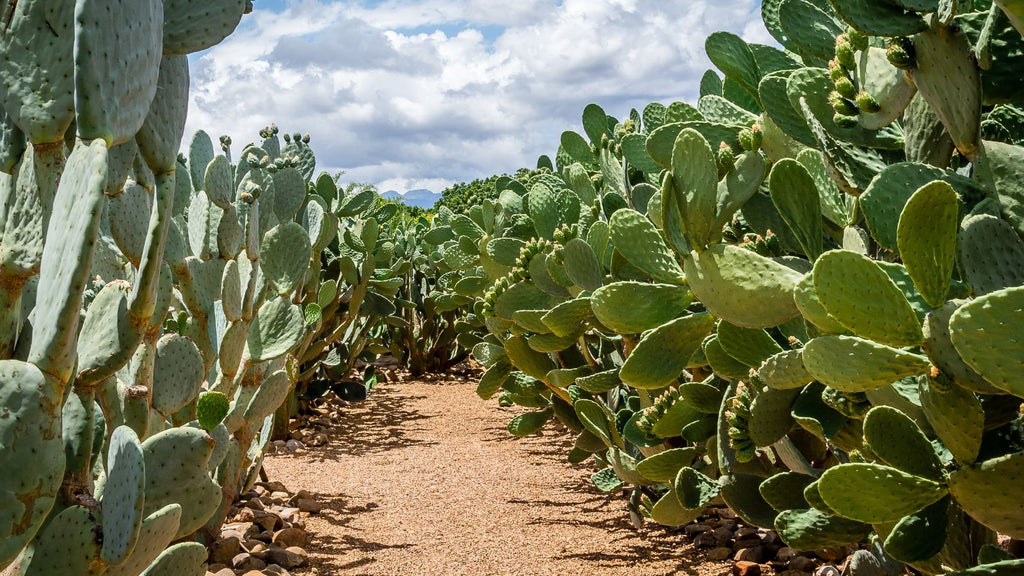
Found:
[264,370,731,576]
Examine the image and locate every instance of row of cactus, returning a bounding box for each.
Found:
[0,1,404,574]
[412,1,1024,572]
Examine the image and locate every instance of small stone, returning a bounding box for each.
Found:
[815,566,840,576]
[296,499,322,514]
[818,547,848,562]
[242,571,265,576]
[249,542,268,556]
[208,536,242,565]
[270,491,290,501]
[789,556,816,572]
[717,507,738,519]
[285,440,304,452]
[694,532,718,548]
[213,568,234,576]
[685,524,711,536]
[732,560,761,576]
[235,508,256,522]
[714,526,734,546]
[273,527,307,548]
[734,535,762,551]
[290,490,313,502]
[266,546,307,569]
[775,547,798,563]
[262,567,291,576]
[736,526,758,537]
[707,547,733,561]
[258,481,289,493]
[734,546,765,563]
[232,553,266,571]
[717,519,738,530]
[243,499,266,511]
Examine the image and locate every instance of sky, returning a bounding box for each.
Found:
[185,0,772,194]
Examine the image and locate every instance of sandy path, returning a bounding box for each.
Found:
[264,372,725,576]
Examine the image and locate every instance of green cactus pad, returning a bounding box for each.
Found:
[863,406,944,480]
[749,388,800,447]
[949,286,1024,396]
[104,504,182,576]
[674,466,721,510]
[778,0,844,59]
[204,154,234,209]
[636,448,698,483]
[705,32,761,101]
[101,426,146,566]
[162,0,246,56]
[507,410,554,437]
[590,282,691,334]
[75,281,142,388]
[792,382,851,441]
[528,332,575,353]
[495,282,553,320]
[575,369,621,394]
[262,222,312,296]
[769,159,824,260]
[272,166,306,223]
[910,18,982,160]
[561,238,602,291]
[897,181,959,308]
[668,128,718,249]
[620,314,715,390]
[142,427,221,538]
[685,244,803,329]
[818,463,947,523]
[136,55,189,173]
[540,298,593,338]
[757,350,815,390]
[948,452,1024,538]
[922,300,1000,394]
[0,362,64,568]
[720,474,778,528]
[704,335,752,380]
[883,497,949,563]
[803,480,835,514]
[717,322,784,367]
[74,0,163,145]
[803,335,931,392]
[760,472,815,512]
[649,487,704,527]
[188,131,215,191]
[958,214,1024,296]
[812,250,923,347]
[28,139,108,384]
[476,360,512,400]
[829,0,928,36]
[197,391,230,431]
[856,46,917,131]
[678,380,724,414]
[151,334,204,416]
[245,296,304,363]
[794,273,848,334]
[574,399,614,448]
[20,504,101,576]
[775,508,873,550]
[504,336,556,382]
[919,375,984,466]
[138,541,207,576]
[609,209,684,284]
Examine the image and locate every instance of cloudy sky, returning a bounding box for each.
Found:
[185,0,771,194]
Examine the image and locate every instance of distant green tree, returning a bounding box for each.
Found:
[435,168,531,214]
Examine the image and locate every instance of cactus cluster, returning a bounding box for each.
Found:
[429,1,1024,572]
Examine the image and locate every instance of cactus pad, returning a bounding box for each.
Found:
[818,463,947,523]
[590,282,691,334]
[803,335,931,392]
[949,286,1024,396]
[620,314,715,389]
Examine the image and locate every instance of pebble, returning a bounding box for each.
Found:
[789,556,817,572]
[815,565,840,576]
[708,547,733,561]
[732,560,761,576]
[734,546,764,563]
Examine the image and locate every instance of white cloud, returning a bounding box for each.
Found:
[186,0,770,194]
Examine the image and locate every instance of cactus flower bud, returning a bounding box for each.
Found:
[855,91,881,113]
[829,91,858,116]
[886,36,916,70]
[833,113,859,129]
[847,28,869,52]
[834,76,857,99]
[835,34,857,70]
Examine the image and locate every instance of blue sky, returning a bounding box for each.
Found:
[186,1,770,194]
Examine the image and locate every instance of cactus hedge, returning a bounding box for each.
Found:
[412,0,1024,573]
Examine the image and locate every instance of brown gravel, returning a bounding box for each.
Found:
[263,371,730,576]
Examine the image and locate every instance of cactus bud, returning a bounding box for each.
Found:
[855,91,881,113]
[302,133,311,143]
[283,133,292,143]
[833,113,859,129]
[829,91,859,116]
[847,27,869,52]
[886,36,916,70]
[715,142,736,177]
[738,125,762,152]
[828,60,849,83]
[835,34,857,69]
[834,76,857,99]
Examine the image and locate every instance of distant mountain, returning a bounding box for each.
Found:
[380,188,440,209]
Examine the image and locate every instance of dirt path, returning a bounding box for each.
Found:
[264,372,726,576]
